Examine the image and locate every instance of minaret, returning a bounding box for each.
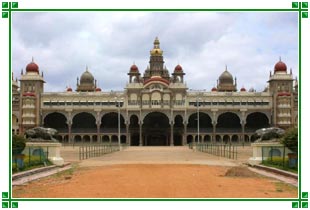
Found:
[144,37,170,81]
[19,58,45,134]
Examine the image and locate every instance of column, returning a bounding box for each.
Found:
[241,121,245,144]
[183,122,187,145]
[126,123,130,145]
[212,122,216,143]
[139,122,143,146]
[96,122,100,143]
[68,123,72,143]
[170,122,174,146]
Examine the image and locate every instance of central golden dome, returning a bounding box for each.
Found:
[150,37,163,56]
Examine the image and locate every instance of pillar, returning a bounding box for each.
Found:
[68,123,72,143]
[170,122,174,146]
[139,122,143,146]
[241,121,245,144]
[96,122,101,143]
[212,122,216,143]
[126,123,130,145]
[183,122,187,145]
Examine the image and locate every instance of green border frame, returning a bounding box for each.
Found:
[1,1,308,208]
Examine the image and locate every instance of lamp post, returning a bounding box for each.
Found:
[197,96,201,144]
[115,97,123,149]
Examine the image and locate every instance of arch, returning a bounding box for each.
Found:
[111,135,118,143]
[232,135,239,143]
[83,135,91,143]
[43,112,68,133]
[101,112,125,132]
[244,135,250,142]
[216,112,241,132]
[204,135,211,143]
[74,135,82,143]
[187,135,193,144]
[129,114,139,128]
[143,112,170,146]
[216,135,221,143]
[223,135,230,144]
[92,135,98,143]
[194,135,203,142]
[102,135,110,143]
[269,148,281,157]
[64,135,69,143]
[250,135,256,142]
[174,115,183,128]
[245,112,270,132]
[72,112,96,133]
[187,112,212,133]
[130,133,139,146]
[121,135,127,144]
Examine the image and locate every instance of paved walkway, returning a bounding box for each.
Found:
[61,146,251,167]
[59,145,297,187]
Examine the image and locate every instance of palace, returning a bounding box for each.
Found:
[12,38,298,146]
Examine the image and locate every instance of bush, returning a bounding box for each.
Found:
[12,135,26,155]
[281,127,298,153]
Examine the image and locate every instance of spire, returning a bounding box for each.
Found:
[225,65,228,71]
[95,79,97,88]
[86,65,88,72]
[279,56,281,62]
[290,68,292,75]
[77,77,79,85]
[41,71,44,77]
[270,70,272,77]
[21,68,23,75]
[234,77,237,86]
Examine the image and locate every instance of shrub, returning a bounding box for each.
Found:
[12,135,26,155]
[281,127,298,153]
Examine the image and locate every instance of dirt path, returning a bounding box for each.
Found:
[12,146,297,198]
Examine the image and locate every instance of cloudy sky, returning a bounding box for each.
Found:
[12,12,298,92]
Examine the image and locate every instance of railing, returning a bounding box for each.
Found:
[261,146,297,172]
[79,143,128,160]
[12,146,50,172]
[189,143,237,160]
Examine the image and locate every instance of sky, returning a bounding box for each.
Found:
[12,12,298,92]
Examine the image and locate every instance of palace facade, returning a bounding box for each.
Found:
[12,38,298,146]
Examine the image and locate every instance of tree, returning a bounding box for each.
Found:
[12,135,26,155]
[281,127,298,153]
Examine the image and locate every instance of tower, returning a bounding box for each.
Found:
[143,37,170,81]
[268,58,294,128]
[217,66,237,92]
[19,58,45,134]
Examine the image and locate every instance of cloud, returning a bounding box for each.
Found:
[12,12,298,92]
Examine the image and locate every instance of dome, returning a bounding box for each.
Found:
[150,37,163,56]
[67,87,72,92]
[240,87,246,92]
[95,87,102,92]
[26,60,39,73]
[274,60,287,73]
[219,69,233,84]
[211,87,217,92]
[130,64,139,72]
[174,64,183,72]
[143,76,170,86]
[80,69,94,84]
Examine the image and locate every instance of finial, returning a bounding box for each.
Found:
[225,65,227,71]
[279,56,281,61]
[86,65,88,71]
[21,68,23,75]
[270,70,272,77]
[290,68,292,75]
[12,72,13,80]
[95,79,97,88]
[77,77,79,85]
[41,71,44,77]
[32,56,34,62]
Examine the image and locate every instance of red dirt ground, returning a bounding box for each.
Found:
[13,164,297,198]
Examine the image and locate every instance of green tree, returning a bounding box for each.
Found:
[281,127,298,153]
[12,135,26,155]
